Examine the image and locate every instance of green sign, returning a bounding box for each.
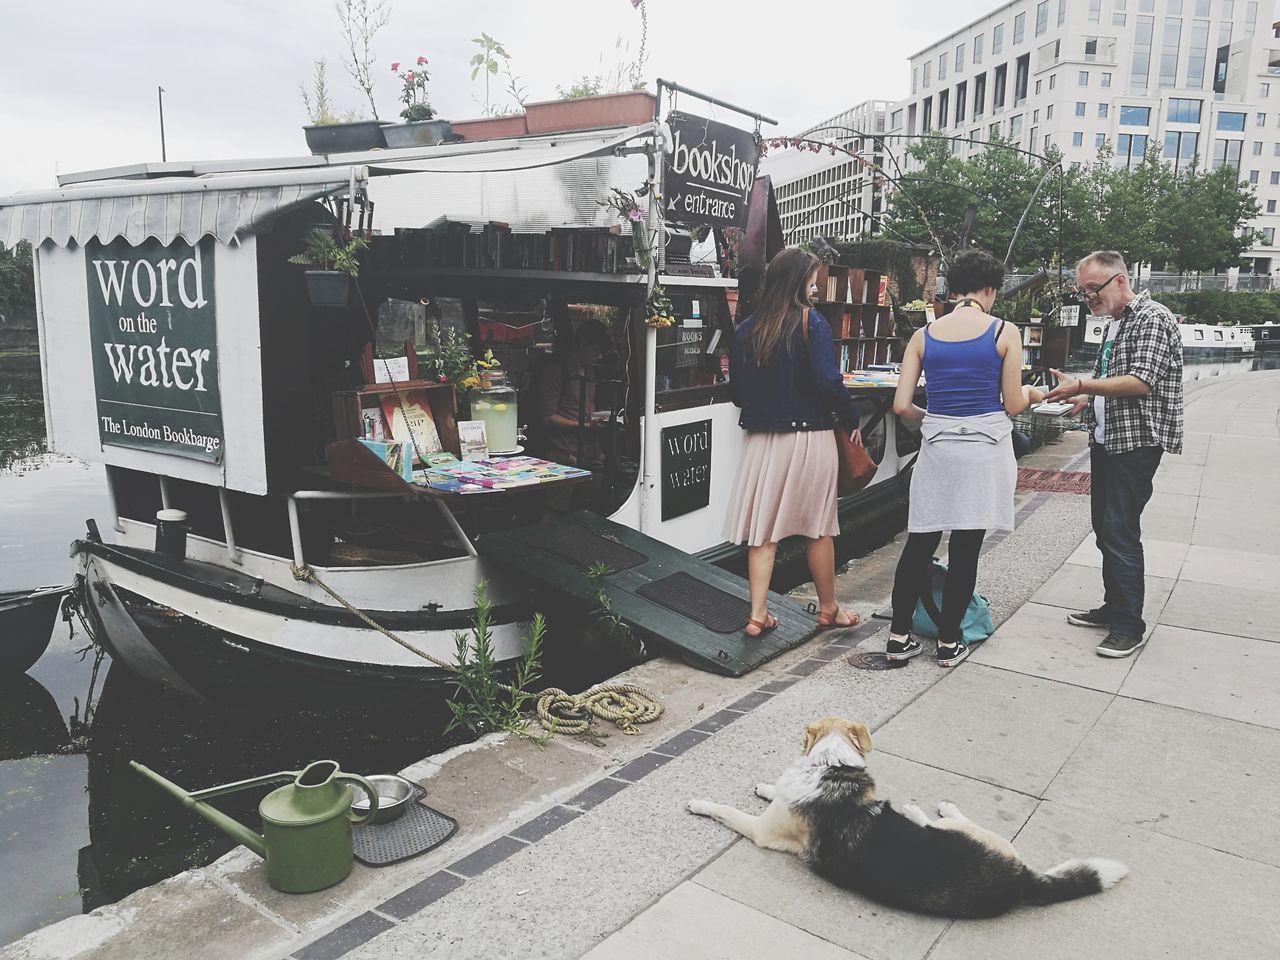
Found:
[86,238,223,463]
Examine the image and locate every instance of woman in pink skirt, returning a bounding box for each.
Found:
[725,248,863,636]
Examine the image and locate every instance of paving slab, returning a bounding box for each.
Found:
[1026,564,1174,636]
[1064,537,1188,580]
[1188,495,1280,555]
[872,665,1114,796]
[693,752,1038,960]
[1119,624,1280,730]
[1179,544,1280,594]
[1149,460,1204,497]
[969,601,1141,693]
[583,881,870,960]
[1133,490,1197,542]
[1045,697,1280,867]
[926,801,1280,960]
[1157,579,1280,642]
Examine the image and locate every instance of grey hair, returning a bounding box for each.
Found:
[1077,250,1128,274]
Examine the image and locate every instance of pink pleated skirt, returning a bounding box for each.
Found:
[723,430,840,547]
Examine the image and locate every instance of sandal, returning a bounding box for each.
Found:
[743,614,779,637]
[816,607,861,629]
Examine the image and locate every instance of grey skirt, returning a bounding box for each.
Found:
[908,411,1016,533]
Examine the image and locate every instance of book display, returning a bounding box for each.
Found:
[380,221,640,275]
[812,265,902,374]
[415,456,591,495]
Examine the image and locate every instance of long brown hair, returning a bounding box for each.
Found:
[749,248,820,365]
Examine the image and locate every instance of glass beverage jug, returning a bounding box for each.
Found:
[468,369,519,453]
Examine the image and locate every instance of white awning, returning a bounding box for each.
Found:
[0,167,366,249]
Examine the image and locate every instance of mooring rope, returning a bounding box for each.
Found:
[289,563,663,735]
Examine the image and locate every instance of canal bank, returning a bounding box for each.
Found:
[3,369,1276,959]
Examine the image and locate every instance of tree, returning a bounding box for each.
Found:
[0,241,35,326]
[336,0,391,120]
[1158,162,1261,274]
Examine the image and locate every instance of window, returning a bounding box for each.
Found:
[1159,18,1182,87]
[1085,38,1098,58]
[991,122,1002,139]
[1089,0,1101,22]
[1099,103,1109,118]
[1268,200,1276,213]
[1097,133,1108,147]
[1254,141,1264,155]
[974,74,987,116]
[1186,20,1209,89]
[1014,53,1030,102]
[1030,126,1038,150]
[1037,1,1049,36]
[912,67,918,95]
[993,23,1004,54]
[1167,0,1181,11]
[1044,133,1052,149]
[1193,0,1209,13]
[1079,70,1090,85]
[923,61,931,88]
[1034,108,1040,122]
[1223,0,1233,17]
[1073,131,1085,146]
[1164,130,1199,172]
[922,97,933,131]
[956,82,967,122]
[1250,170,1260,184]
[1272,171,1280,185]
[1058,0,1066,26]
[1246,1,1259,38]
[1259,113,1268,127]
[1212,138,1243,171]
[890,109,904,130]
[1076,101,1087,117]
[939,53,948,81]
[1049,74,1057,89]
[1274,143,1280,156]
[1263,226,1275,245]
[956,43,966,72]
[1140,0,1155,10]
[1047,104,1054,119]
[1218,112,1247,131]
[1117,133,1149,167]
[1115,0,1128,26]
[1036,79,1042,95]
[994,63,1008,108]
[1010,114,1023,139]
[1120,105,1152,125]
[939,90,950,127]
[1131,16,1155,90]
[974,34,984,64]
[1101,72,1112,87]
[1013,12,1025,45]
[1168,98,1202,123]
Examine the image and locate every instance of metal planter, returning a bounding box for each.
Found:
[302,121,389,156]
[382,120,453,148]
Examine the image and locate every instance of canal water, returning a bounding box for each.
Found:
[2,347,1279,947]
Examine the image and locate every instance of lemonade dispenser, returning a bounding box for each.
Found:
[468,369,519,453]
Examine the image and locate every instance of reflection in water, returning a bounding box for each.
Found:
[0,352,47,471]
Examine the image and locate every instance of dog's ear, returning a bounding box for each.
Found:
[846,720,873,755]
[802,722,821,755]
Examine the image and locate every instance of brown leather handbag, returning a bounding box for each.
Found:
[802,308,878,496]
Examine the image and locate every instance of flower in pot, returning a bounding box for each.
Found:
[599,187,653,271]
[384,57,453,148]
[289,230,368,307]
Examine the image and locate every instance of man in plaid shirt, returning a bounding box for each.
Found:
[1046,251,1183,657]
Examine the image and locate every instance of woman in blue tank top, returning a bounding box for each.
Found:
[885,251,1045,667]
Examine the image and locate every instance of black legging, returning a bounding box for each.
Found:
[890,530,986,643]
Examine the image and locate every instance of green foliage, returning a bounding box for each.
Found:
[1156,289,1280,325]
[0,241,36,324]
[557,76,604,100]
[470,33,510,116]
[288,230,368,276]
[585,562,644,658]
[300,59,366,125]
[832,239,923,302]
[446,581,547,740]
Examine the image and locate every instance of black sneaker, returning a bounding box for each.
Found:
[886,635,923,662]
[1096,632,1146,658]
[935,640,971,667]
[1067,607,1112,629]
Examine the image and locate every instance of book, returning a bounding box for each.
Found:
[358,438,414,482]
[380,390,444,462]
[457,419,488,460]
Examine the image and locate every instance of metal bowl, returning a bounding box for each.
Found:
[349,774,416,825]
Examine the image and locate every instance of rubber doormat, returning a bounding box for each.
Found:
[353,785,457,867]
[1016,468,1092,494]
[537,523,648,574]
[636,571,752,634]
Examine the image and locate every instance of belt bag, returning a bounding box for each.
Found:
[921,418,1011,445]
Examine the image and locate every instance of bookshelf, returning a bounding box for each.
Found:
[812,265,901,372]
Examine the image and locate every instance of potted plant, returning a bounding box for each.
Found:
[300,59,389,155]
[289,230,368,307]
[599,187,653,271]
[383,56,453,148]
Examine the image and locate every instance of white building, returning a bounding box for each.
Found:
[766,100,890,245]
[889,0,1280,276]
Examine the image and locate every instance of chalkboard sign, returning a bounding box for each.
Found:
[661,419,712,520]
[663,111,759,228]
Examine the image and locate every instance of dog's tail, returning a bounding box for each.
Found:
[1021,858,1129,906]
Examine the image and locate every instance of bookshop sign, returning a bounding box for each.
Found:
[661,419,712,520]
[85,238,224,463]
[663,111,759,229]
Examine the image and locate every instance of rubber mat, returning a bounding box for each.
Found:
[353,784,457,867]
[635,571,753,634]
[1016,468,1092,494]
[536,523,648,573]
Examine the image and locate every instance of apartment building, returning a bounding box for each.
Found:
[765,100,890,245]
[889,0,1280,274]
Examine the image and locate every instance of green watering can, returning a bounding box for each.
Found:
[130,759,379,894]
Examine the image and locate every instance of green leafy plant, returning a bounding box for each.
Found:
[300,59,366,124]
[288,230,368,276]
[901,299,930,312]
[469,33,511,116]
[445,581,547,739]
[585,562,645,658]
[391,55,435,122]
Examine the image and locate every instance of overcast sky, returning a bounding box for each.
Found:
[1,0,1035,195]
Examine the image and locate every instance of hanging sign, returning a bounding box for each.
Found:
[661,419,712,520]
[663,111,759,229]
[1059,304,1082,327]
[85,238,223,463]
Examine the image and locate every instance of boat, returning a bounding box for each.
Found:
[1081,316,1256,357]
[1250,321,1280,351]
[0,584,69,674]
[0,83,920,707]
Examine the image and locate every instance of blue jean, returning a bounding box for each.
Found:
[1090,444,1163,638]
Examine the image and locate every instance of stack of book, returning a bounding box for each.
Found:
[415,456,591,494]
[388,221,640,274]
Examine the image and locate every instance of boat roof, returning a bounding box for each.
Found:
[0,123,655,249]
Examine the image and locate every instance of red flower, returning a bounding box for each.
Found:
[405,72,414,81]
[391,61,400,72]
[416,55,427,65]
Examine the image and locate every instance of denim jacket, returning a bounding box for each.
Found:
[729,309,859,432]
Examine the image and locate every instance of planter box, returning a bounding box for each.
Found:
[382,119,454,149]
[451,114,528,141]
[303,121,389,155]
[524,91,656,135]
[304,270,350,308]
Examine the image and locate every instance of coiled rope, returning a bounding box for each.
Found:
[289,563,662,735]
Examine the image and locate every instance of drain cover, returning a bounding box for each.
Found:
[847,650,907,671]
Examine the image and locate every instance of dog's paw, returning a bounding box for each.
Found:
[754,782,776,801]
[937,801,965,820]
[901,803,931,826]
[687,799,716,817]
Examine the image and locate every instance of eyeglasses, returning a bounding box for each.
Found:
[1072,272,1122,302]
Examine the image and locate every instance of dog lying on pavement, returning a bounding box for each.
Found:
[687,716,1128,919]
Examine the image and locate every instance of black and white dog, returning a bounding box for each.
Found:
[687,717,1128,919]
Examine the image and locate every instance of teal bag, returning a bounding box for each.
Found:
[911,559,995,644]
